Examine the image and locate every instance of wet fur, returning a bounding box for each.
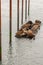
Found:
[15,20,41,39]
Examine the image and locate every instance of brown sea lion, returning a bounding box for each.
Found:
[31,20,41,32]
[21,21,33,29]
[15,20,41,38]
[23,29,35,38]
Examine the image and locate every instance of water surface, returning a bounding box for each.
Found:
[1,0,43,65]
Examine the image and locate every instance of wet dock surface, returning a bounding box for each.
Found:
[1,0,43,65]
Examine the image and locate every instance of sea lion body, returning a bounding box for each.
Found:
[15,20,41,39]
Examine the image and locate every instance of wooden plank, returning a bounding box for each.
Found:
[21,0,24,24]
[25,0,27,20]
[0,0,1,61]
[9,0,12,44]
[17,0,19,31]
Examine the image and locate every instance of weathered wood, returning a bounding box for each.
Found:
[0,0,1,61]
[17,0,19,31]
[21,0,24,24]
[9,0,12,44]
[25,0,27,20]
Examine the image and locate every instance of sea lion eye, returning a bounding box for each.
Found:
[26,28,29,30]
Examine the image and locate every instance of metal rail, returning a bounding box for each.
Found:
[9,0,30,43]
[28,0,30,15]
[9,0,12,45]
[0,0,30,48]
[21,0,24,24]
[17,0,19,31]
[0,0,30,60]
[25,0,27,20]
[0,0,1,61]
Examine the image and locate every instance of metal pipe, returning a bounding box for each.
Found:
[28,0,30,16]
[17,0,19,31]
[25,0,27,20]
[21,0,24,25]
[0,0,1,61]
[9,0,12,45]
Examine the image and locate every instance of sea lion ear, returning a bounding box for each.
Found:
[27,21,33,24]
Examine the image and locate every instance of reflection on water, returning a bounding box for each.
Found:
[7,45,13,65]
[1,0,43,65]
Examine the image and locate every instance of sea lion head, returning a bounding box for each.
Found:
[35,20,41,24]
[27,21,33,24]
